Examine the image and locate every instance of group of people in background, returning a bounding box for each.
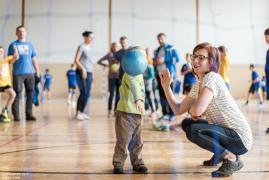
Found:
[0,24,269,177]
[1,26,269,126]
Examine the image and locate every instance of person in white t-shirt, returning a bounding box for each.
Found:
[159,42,253,177]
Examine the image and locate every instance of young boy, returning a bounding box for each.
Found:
[66,64,77,105]
[42,68,53,101]
[245,64,263,105]
[0,46,18,122]
[112,47,148,174]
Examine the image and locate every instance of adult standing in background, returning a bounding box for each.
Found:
[264,28,269,100]
[153,33,180,121]
[218,46,230,90]
[8,25,40,121]
[97,42,120,117]
[74,31,95,121]
[114,36,130,83]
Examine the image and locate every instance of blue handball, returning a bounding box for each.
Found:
[122,48,147,76]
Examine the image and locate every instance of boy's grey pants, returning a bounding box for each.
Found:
[112,111,144,167]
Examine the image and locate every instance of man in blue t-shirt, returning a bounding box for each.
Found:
[8,25,40,121]
[66,64,77,104]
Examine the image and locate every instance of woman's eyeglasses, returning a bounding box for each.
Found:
[190,54,209,63]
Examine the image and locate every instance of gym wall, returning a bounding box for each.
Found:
[1,0,268,98]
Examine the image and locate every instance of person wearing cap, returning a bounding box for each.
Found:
[74,31,95,120]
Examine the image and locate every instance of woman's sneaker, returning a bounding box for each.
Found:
[76,113,84,121]
[211,156,244,177]
[203,151,228,166]
[82,113,90,120]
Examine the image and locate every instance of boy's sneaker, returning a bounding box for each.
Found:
[133,165,148,174]
[211,156,244,177]
[113,166,124,174]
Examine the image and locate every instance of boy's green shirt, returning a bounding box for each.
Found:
[116,73,145,114]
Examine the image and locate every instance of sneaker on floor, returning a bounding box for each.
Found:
[133,165,148,174]
[82,113,90,120]
[13,116,21,121]
[76,113,84,121]
[211,157,244,177]
[26,115,36,121]
[160,124,170,132]
[113,166,124,174]
[1,109,10,123]
[203,153,226,166]
[169,115,176,121]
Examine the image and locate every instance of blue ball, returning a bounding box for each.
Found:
[122,48,147,76]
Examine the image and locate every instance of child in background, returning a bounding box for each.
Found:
[245,64,263,105]
[181,53,196,95]
[66,64,77,105]
[42,68,53,101]
[0,46,18,122]
[112,47,147,174]
[261,76,267,101]
[218,46,230,90]
[144,48,156,117]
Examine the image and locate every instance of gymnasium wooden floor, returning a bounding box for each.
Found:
[0,98,269,179]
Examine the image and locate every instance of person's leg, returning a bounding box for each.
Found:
[256,89,263,104]
[114,79,120,112]
[152,78,159,111]
[1,87,16,122]
[113,111,135,173]
[128,114,147,173]
[108,78,115,113]
[76,71,85,113]
[68,88,72,104]
[156,75,168,115]
[185,122,247,157]
[265,70,269,100]
[24,74,35,119]
[81,72,93,113]
[167,82,174,118]
[145,90,154,112]
[47,87,51,100]
[4,88,16,108]
[246,85,254,104]
[12,75,24,120]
